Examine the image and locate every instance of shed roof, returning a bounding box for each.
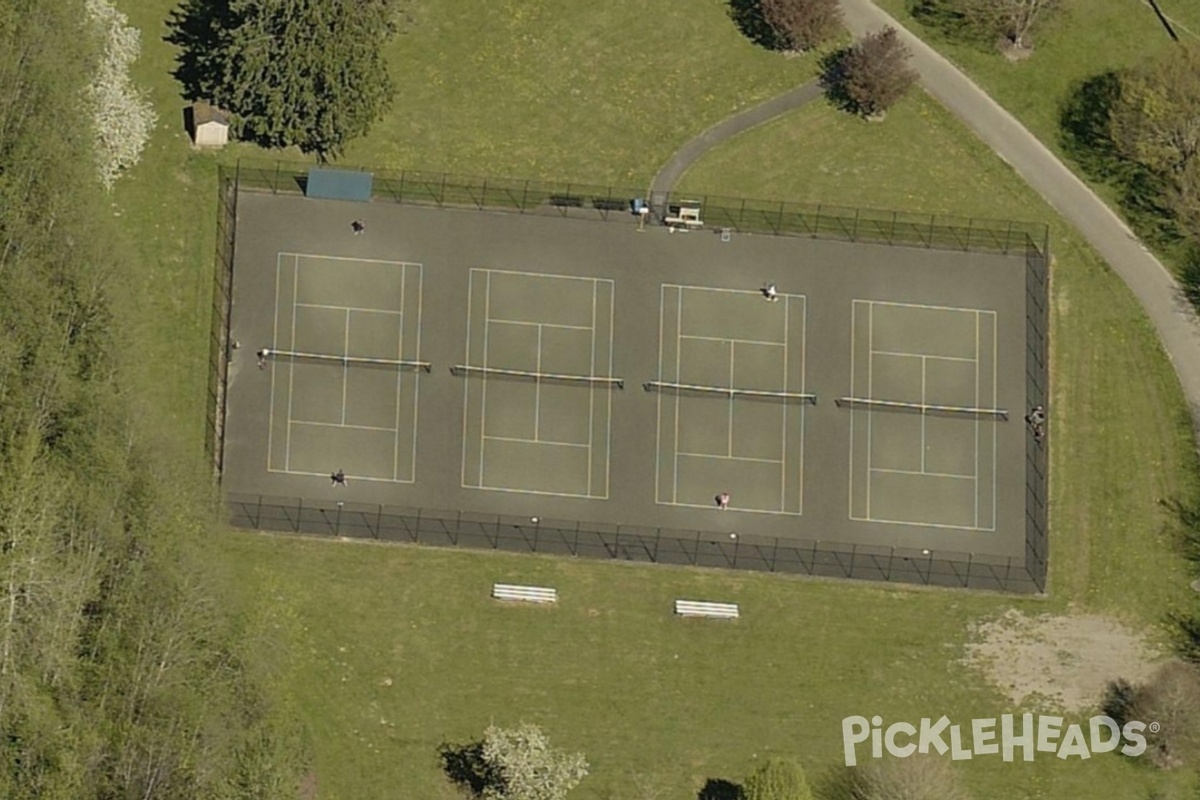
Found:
[193,101,230,126]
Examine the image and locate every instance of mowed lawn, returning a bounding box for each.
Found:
[677,93,1200,617]
[105,0,1200,798]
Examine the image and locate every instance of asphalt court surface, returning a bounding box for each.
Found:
[460,269,615,498]
[655,285,806,514]
[224,192,1033,561]
[848,300,998,530]
[266,253,424,483]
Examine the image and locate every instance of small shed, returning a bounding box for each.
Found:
[188,102,230,148]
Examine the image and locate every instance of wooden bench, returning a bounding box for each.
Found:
[492,584,558,604]
[674,599,739,619]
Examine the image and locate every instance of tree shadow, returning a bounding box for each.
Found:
[1102,677,1138,725]
[727,0,779,50]
[164,0,237,103]
[1058,72,1124,182]
[818,47,854,113]
[697,777,741,800]
[438,740,490,797]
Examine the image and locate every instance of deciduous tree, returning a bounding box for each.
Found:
[759,0,843,52]
[743,759,814,800]
[842,755,971,800]
[478,723,589,800]
[1110,44,1200,241]
[1128,661,1200,769]
[824,27,918,119]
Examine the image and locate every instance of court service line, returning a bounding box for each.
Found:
[480,267,601,284]
[483,434,589,449]
[870,349,976,363]
[266,254,283,472]
[869,466,975,480]
[673,287,683,504]
[605,278,614,499]
[654,285,665,505]
[402,263,423,483]
[864,297,994,315]
[588,280,597,496]
[491,318,593,331]
[285,254,300,472]
[866,302,874,519]
[974,310,981,528]
[480,271,492,487]
[991,309,998,529]
[727,341,736,458]
[290,420,400,434]
[920,355,927,472]
[281,251,417,267]
[683,334,786,347]
[342,309,351,426]
[460,271,473,487]
[534,324,543,440]
[848,301,857,521]
[854,512,996,532]
[781,296,790,511]
[666,284,762,298]
[799,294,808,515]
[295,302,404,316]
[659,498,802,517]
[677,452,784,465]
[268,467,410,484]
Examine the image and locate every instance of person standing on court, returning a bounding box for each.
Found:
[331,469,348,487]
[351,220,365,235]
[716,492,730,510]
[761,283,779,302]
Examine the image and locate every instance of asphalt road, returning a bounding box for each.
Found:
[839,0,1200,444]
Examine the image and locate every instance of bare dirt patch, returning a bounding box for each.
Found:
[961,610,1165,713]
[299,770,317,800]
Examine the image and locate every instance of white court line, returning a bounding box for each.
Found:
[848,301,857,521]
[480,271,491,487]
[290,420,399,433]
[866,302,873,519]
[781,297,789,511]
[483,434,589,449]
[673,287,683,504]
[869,466,975,480]
[285,254,300,472]
[296,302,404,316]
[491,318,593,331]
[401,263,423,483]
[858,514,996,532]
[476,267,601,283]
[461,271,475,487]
[990,308,998,529]
[469,485,609,500]
[682,334,786,347]
[534,324,542,440]
[664,284,762,297]
[605,278,614,499]
[920,356,927,472]
[677,452,784,464]
[863,298,996,314]
[588,280,597,496]
[281,251,418,267]
[341,309,350,426]
[267,467,411,483]
[872,349,975,363]
[656,498,802,517]
[654,285,666,505]
[727,341,735,458]
[799,294,807,515]
[974,311,980,528]
[266,254,283,471]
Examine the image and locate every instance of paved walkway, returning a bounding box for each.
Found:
[649,4,1200,444]
[648,80,822,206]
[839,0,1200,444]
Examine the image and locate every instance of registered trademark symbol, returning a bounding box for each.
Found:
[1149,722,1161,734]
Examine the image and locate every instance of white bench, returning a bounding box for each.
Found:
[674,599,739,619]
[492,583,558,604]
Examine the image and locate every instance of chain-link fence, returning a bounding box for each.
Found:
[227,493,1045,592]
[229,159,1048,256]
[213,161,1051,593]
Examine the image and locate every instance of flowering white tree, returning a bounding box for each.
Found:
[479,723,589,800]
[84,0,156,190]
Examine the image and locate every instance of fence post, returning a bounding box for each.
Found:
[375,504,383,540]
[813,205,822,239]
[438,174,446,207]
[652,529,660,562]
[521,180,529,212]
[572,524,581,557]
[776,201,785,235]
[852,207,861,241]
[273,162,281,194]
[253,495,263,529]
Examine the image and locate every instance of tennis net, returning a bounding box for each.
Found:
[449,365,624,389]
[643,381,816,403]
[836,396,1007,419]
[260,349,432,372]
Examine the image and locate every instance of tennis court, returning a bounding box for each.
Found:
[458,269,618,497]
[844,300,1000,529]
[651,284,809,514]
[221,189,1042,579]
[265,253,425,483]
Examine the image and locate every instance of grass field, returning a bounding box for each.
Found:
[107,0,1200,797]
